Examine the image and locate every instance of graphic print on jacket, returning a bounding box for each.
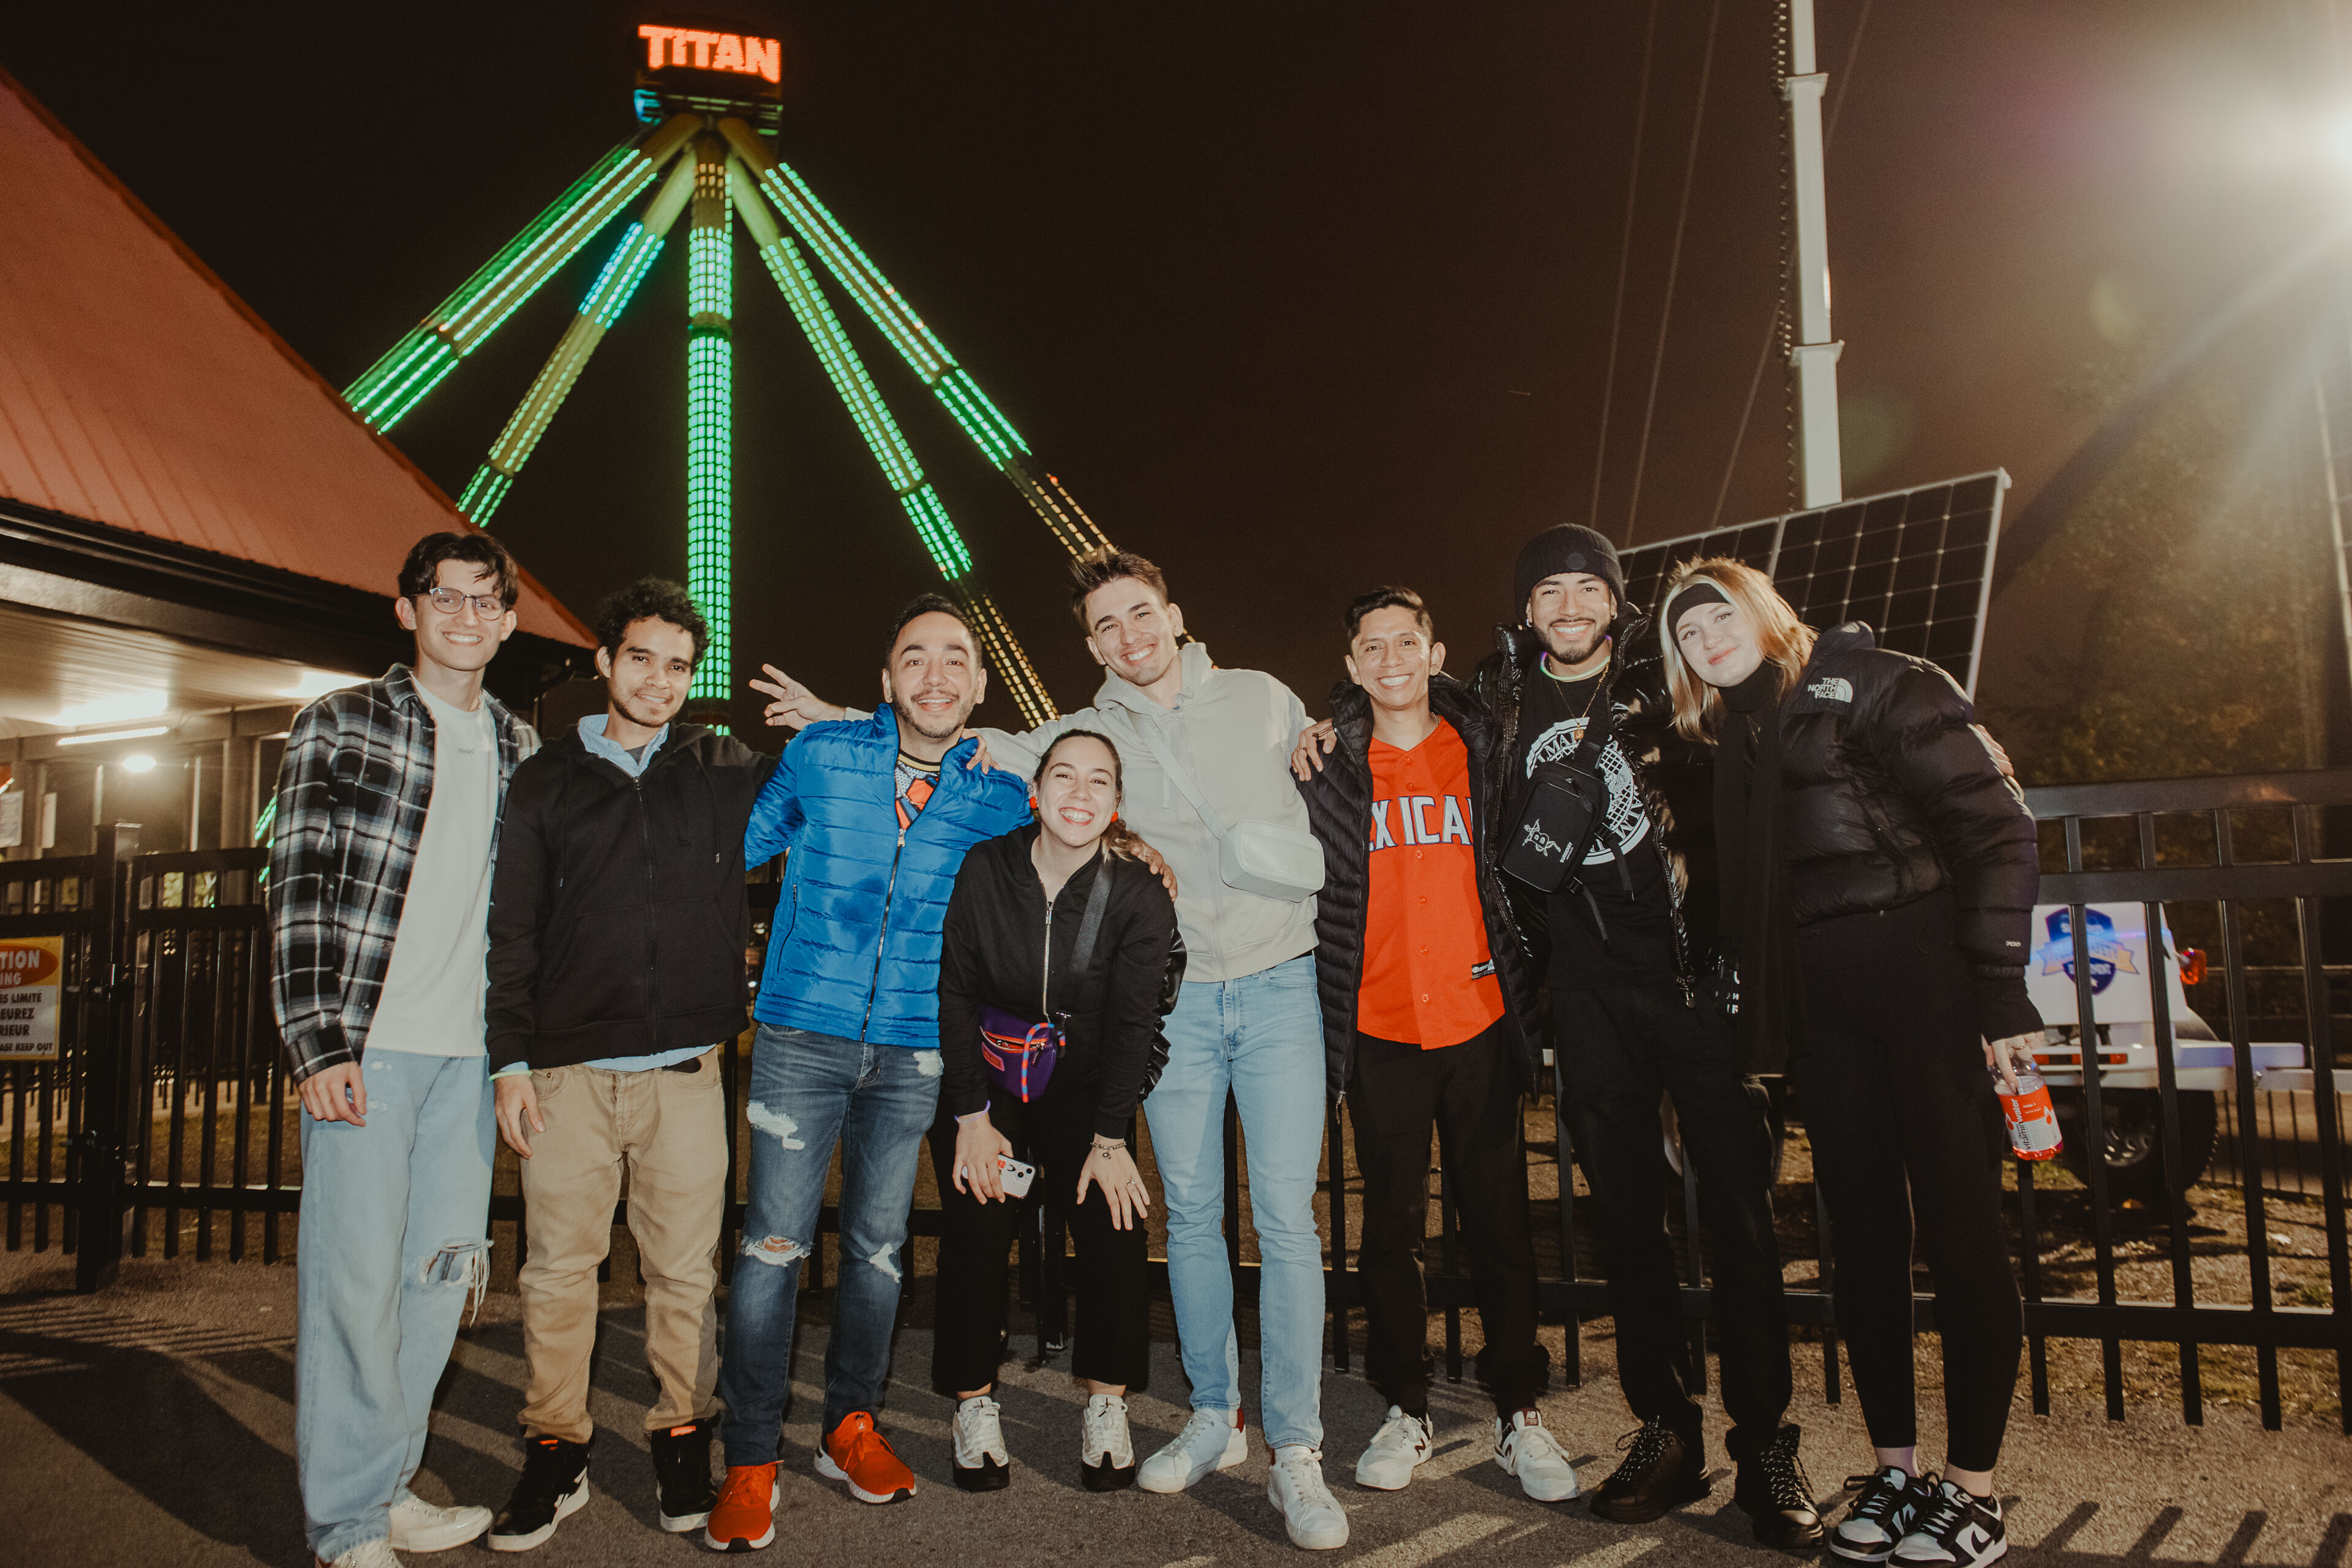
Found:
[1514,657,1676,985]
[1518,669,1653,865]
[1360,724,1504,1050]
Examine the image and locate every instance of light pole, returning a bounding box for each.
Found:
[1785,0,1845,507]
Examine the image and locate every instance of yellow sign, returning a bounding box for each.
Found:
[0,937,62,1061]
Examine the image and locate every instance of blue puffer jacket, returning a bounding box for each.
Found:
[746,709,1033,1047]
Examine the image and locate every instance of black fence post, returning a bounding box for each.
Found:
[71,824,135,1294]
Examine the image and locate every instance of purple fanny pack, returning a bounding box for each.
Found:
[977,1003,1061,1102]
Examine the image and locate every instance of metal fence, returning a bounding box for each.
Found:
[5,774,2347,1433]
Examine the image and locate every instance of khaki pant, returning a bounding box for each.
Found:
[516,1049,728,1444]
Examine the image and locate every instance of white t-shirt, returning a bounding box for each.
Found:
[368,684,499,1057]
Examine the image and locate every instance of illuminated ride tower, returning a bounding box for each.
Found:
[342,23,1106,726]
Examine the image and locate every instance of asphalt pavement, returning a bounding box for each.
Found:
[3,1248,2348,1568]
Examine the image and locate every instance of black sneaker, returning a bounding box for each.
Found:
[649,1419,718,1533]
[1587,1414,1709,1523]
[1732,1425,1825,1550]
[1890,1477,2007,1567]
[1830,1466,1931,1563]
[488,1436,591,1552]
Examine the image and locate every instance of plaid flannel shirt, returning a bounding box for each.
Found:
[268,664,537,1082]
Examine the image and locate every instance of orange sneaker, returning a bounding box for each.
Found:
[701,1462,781,1553]
[816,1412,916,1504]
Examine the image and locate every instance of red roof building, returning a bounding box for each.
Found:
[0,67,592,858]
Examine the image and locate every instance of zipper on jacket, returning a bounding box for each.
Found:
[858,826,908,1039]
[636,775,665,1049]
[1040,900,1055,1022]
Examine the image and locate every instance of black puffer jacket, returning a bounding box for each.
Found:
[488,724,777,1070]
[1297,674,1540,1098]
[1469,613,1721,997]
[1777,625,2041,1036]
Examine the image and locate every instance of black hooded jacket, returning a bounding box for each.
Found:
[487,723,777,1070]
[1772,624,2042,1039]
[1469,612,1720,998]
[1297,673,1540,1099]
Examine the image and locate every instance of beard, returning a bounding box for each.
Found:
[616,687,682,728]
[893,690,973,742]
[1539,618,1610,666]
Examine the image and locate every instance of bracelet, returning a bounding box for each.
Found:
[1092,1137,1128,1154]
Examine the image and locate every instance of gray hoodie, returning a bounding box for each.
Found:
[979,642,1315,984]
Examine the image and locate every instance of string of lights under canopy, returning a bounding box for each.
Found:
[341,21,1109,726]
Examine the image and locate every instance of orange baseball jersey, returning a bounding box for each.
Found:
[1356,720,1504,1049]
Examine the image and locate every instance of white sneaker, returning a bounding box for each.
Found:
[318,1540,401,1568]
[951,1395,1011,1492]
[1354,1406,1434,1491]
[386,1491,492,1551]
[1137,1407,1247,1493]
[1494,1408,1580,1503]
[1081,1393,1139,1491]
[1267,1444,1350,1550]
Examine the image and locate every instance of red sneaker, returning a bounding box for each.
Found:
[701,1462,781,1553]
[816,1412,916,1504]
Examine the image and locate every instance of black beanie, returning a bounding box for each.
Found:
[1513,525,1626,615]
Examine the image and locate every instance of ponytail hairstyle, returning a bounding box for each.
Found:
[1033,729,1147,861]
[1657,556,1817,741]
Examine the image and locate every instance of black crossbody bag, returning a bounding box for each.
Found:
[1501,695,1621,895]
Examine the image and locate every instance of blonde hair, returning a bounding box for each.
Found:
[1657,557,1817,741]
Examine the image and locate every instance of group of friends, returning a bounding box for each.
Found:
[272,520,2041,1568]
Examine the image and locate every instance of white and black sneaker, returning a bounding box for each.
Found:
[1081,1393,1139,1491]
[1891,1478,2006,1568]
[488,1436,591,1552]
[1830,1466,1931,1563]
[952,1394,1011,1491]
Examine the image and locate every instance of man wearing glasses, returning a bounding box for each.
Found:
[270,530,537,1568]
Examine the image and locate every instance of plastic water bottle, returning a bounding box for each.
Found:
[1992,1050,2062,1160]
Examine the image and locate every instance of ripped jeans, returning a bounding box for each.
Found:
[295,1049,494,1562]
[718,1023,941,1464]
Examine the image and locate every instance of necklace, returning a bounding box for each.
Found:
[1544,650,1608,724]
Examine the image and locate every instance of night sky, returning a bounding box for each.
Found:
[7,2,2340,738]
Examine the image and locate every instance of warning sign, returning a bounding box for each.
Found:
[0,937,62,1061]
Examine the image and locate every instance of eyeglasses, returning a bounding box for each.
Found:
[420,587,510,618]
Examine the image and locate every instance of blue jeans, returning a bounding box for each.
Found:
[1142,952,1327,1450]
[295,1050,495,1562]
[718,1024,941,1464]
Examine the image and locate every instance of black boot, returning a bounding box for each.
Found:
[650,1419,718,1534]
[1588,1413,1710,1523]
[1733,1424,1825,1550]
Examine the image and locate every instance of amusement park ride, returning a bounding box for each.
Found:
[342,21,1096,726]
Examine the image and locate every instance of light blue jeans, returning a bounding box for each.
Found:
[718,1024,942,1464]
[295,1050,495,1562]
[1142,952,1327,1450]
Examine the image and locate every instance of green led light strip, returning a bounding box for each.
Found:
[346,128,691,432]
[745,225,1052,723]
[456,467,513,524]
[731,151,1110,559]
[687,158,734,709]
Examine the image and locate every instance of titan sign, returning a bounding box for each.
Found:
[637,24,782,85]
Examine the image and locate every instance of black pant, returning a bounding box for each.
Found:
[1791,894,2022,1474]
[1351,1020,1544,1416]
[1557,984,1792,1458]
[926,1071,1150,1396]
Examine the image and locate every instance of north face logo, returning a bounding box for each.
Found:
[1807,677,1853,704]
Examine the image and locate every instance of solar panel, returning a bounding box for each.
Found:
[1618,469,2010,696]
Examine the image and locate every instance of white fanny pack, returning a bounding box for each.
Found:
[1130,722,1326,903]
